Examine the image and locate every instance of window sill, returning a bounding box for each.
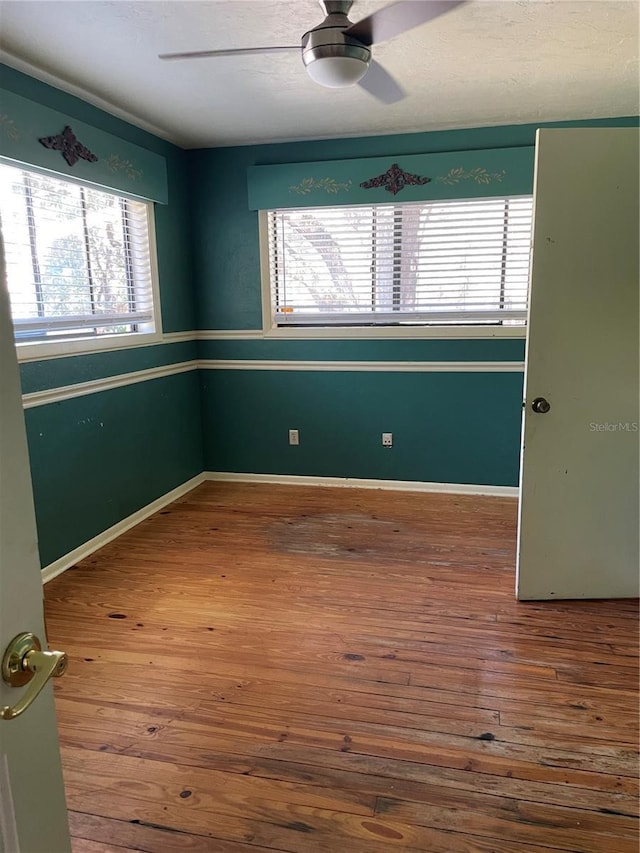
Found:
[16,330,164,363]
[261,325,527,340]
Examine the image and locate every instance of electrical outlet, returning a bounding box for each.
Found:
[288,429,300,446]
[382,432,393,447]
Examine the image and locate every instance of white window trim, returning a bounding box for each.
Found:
[258,210,528,340]
[13,202,163,361]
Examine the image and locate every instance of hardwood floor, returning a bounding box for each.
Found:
[44,482,639,853]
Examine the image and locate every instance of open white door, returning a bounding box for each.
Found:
[517,128,639,600]
[0,239,71,849]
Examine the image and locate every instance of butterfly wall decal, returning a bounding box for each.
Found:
[360,163,431,195]
[39,126,98,167]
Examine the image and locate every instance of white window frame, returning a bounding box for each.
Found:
[259,204,530,340]
[0,165,163,361]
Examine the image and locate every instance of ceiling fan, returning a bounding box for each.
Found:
[159,0,464,104]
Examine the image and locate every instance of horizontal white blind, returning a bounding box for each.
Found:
[0,162,155,341]
[268,196,533,326]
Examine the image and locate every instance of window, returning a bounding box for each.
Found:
[0,162,158,350]
[265,196,533,330]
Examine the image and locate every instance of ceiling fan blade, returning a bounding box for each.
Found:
[159,46,299,61]
[345,1,465,47]
[358,59,405,104]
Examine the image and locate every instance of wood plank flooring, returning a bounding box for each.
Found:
[43,482,639,852]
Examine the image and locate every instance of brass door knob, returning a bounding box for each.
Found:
[1,632,67,721]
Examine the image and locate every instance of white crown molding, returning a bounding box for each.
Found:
[204,471,519,498]
[0,49,183,147]
[41,473,206,584]
[199,359,525,373]
[22,360,198,409]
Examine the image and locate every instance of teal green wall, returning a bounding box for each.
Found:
[19,341,196,394]
[1,65,203,568]
[196,338,525,361]
[26,372,202,568]
[189,116,637,486]
[200,370,523,487]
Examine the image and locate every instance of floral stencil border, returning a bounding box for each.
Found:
[289,177,352,195]
[104,154,143,181]
[436,167,507,186]
[0,115,21,142]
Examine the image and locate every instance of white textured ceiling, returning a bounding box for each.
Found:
[0,0,638,148]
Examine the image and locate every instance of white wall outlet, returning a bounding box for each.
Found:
[382,432,393,447]
[288,429,300,446]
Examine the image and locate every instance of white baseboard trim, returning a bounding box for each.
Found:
[203,471,519,498]
[41,473,206,584]
[41,470,517,584]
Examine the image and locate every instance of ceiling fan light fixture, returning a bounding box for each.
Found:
[305,54,369,88]
[160,0,451,101]
[302,43,371,89]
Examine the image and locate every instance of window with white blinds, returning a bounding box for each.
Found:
[0,162,157,345]
[266,196,533,327]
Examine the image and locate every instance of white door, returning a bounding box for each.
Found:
[0,239,71,849]
[517,128,639,600]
